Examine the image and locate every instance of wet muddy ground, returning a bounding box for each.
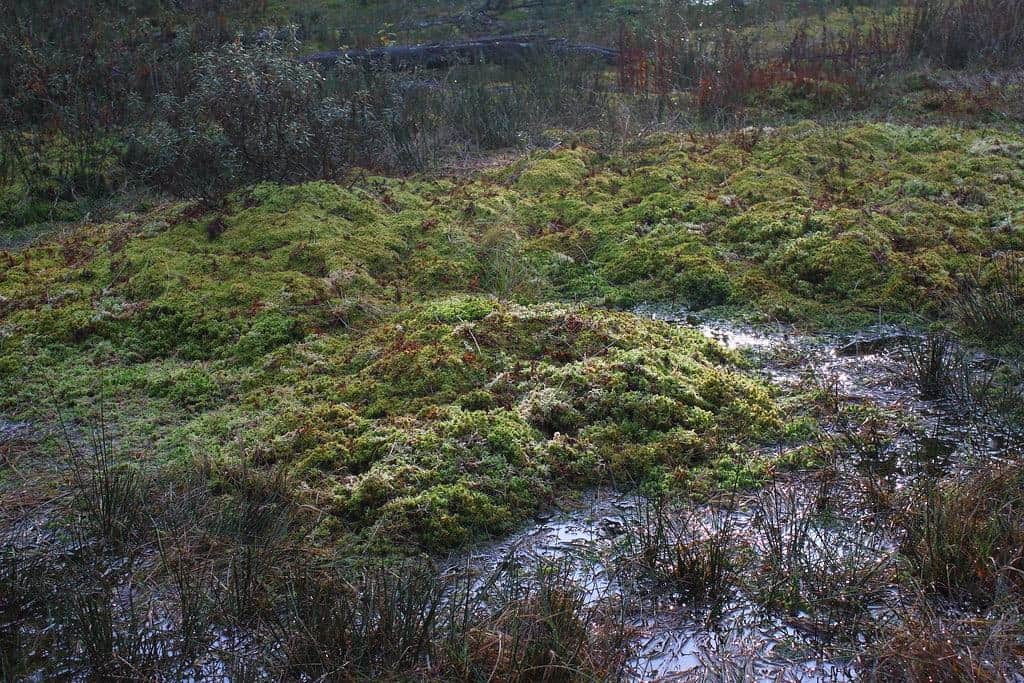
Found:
[5,313,1021,681]
[457,309,1024,681]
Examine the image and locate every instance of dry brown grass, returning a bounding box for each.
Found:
[898,460,1024,603]
[862,602,1024,682]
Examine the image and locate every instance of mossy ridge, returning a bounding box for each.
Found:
[531,123,1021,318]
[3,122,1021,366]
[0,177,477,366]
[179,298,785,549]
[2,121,1022,550]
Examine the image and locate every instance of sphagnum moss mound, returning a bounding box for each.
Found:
[1,122,1022,551]
[182,297,784,549]
[2,123,1021,359]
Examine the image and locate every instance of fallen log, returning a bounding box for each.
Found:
[300,34,618,70]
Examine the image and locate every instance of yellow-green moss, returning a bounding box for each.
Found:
[3,121,1022,554]
[515,150,589,194]
[176,299,782,549]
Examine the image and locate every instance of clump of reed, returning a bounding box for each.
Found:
[897,460,1024,603]
[618,495,738,611]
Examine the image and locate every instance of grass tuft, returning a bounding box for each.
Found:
[898,460,1024,603]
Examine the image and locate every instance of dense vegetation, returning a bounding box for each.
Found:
[3,0,1023,231]
[1,0,1022,679]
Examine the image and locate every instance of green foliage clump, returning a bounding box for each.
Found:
[3,121,1023,553]
[515,152,589,194]
[148,367,221,410]
[182,300,782,549]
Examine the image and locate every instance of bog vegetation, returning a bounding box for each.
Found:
[1,0,1022,679]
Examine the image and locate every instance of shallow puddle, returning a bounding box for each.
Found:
[457,309,1021,680]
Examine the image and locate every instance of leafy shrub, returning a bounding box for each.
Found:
[128,30,347,197]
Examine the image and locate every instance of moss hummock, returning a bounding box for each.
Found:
[2,121,1021,551]
[179,298,783,548]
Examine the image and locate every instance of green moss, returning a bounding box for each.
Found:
[148,366,222,409]
[233,313,301,363]
[758,79,852,116]
[177,300,781,549]
[724,167,809,204]
[372,482,517,548]
[419,295,497,323]
[515,151,589,194]
[768,230,892,300]
[4,121,1022,556]
[6,123,1018,361]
